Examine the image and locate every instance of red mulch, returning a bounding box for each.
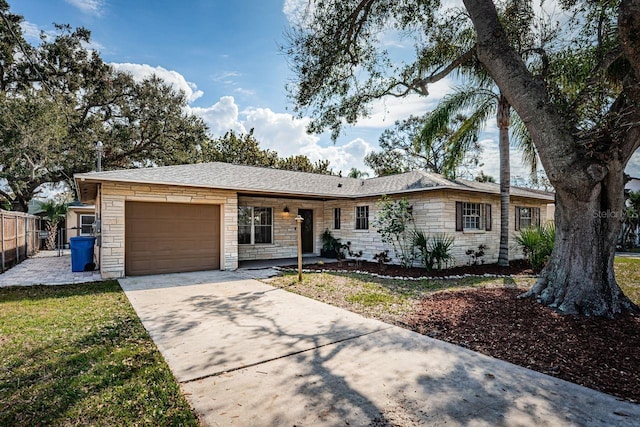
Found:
[303,259,534,278]
[404,287,640,403]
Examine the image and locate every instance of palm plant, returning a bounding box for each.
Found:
[428,233,456,271]
[41,201,68,250]
[418,84,536,267]
[413,230,455,271]
[516,224,556,273]
[416,0,541,268]
[413,229,431,269]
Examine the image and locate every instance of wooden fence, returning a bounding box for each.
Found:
[1,209,41,273]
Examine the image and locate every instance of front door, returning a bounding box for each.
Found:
[298,209,314,253]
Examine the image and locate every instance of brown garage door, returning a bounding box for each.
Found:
[125,202,220,276]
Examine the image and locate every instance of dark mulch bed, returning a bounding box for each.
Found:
[404,287,640,403]
[299,259,534,278]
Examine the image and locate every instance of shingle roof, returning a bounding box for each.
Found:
[75,162,554,201]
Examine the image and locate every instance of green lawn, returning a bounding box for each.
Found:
[0,281,199,426]
[269,257,640,322]
[615,257,640,305]
[269,269,537,323]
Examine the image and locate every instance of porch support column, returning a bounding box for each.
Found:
[295,214,304,282]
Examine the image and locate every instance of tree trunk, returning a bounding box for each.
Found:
[44,221,58,250]
[465,0,640,317]
[497,94,510,267]
[522,163,637,317]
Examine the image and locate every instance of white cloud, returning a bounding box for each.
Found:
[190,96,373,172]
[99,64,377,172]
[111,63,204,102]
[243,107,318,153]
[300,137,373,172]
[190,96,247,136]
[20,21,43,41]
[244,106,374,172]
[212,71,241,84]
[234,87,256,96]
[65,0,105,15]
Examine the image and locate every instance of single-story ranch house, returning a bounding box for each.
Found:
[75,162,554,278]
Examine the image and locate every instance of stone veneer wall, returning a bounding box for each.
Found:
[237,196,325,261]
[321,191,550,267]
[96,181,551,277]
[98,182,238,278]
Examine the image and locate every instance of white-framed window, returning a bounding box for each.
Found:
[334,207,341,230]
[463,202,483,230]
[355,205,369,230]
[519,207,532,229]
[515,206,540,230]
[238,206,273,244]
[79,214,95,235]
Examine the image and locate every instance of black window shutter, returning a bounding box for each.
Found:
[535,207,541,227]
[515,207,521,231]
[455,202,463,231]
[485,203,492,231]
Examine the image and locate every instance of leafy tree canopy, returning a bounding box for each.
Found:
[199,129,334,174]
[285,0,640,317]
[0,1,209,211]
[365,114,483,178]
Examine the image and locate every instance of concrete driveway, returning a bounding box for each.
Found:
[119,271,640,426]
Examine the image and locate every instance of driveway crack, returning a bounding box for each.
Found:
[180,326,394,384]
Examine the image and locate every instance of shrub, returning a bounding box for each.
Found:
[516,224,555,272]
[413,230,455,271]
[372,195,416,268]
[465,244,488,265]
[345,241,363,267]
[373,250,391,272]
[429,233,456,270]
[321,229,342,258]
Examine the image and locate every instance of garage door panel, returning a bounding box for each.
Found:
[125,202,221,276]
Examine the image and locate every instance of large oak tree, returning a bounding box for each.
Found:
[0,2,209,211]
[285,0,640,316]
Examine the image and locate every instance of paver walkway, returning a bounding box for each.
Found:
[0,250,102,287]
[119,271,640,427]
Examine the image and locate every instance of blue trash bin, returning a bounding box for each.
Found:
[69,236,96,272]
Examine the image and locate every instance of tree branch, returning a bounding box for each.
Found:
[618,0,640,163]
[344,0,377,56]
[0,188,15,203]
[462,0,587,189]
[570,47,623,111]
[620,0,640,72]
[414,47,477,94]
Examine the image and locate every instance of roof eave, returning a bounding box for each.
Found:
[74,174,555,203]
[358,185,555,201]
[74,175,354,200]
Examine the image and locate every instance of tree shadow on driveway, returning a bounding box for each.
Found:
[120,272,640,426]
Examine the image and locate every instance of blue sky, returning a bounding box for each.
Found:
[12,0,640,179]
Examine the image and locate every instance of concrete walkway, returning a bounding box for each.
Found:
[0,250,102,287]
[119,271,640,427]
